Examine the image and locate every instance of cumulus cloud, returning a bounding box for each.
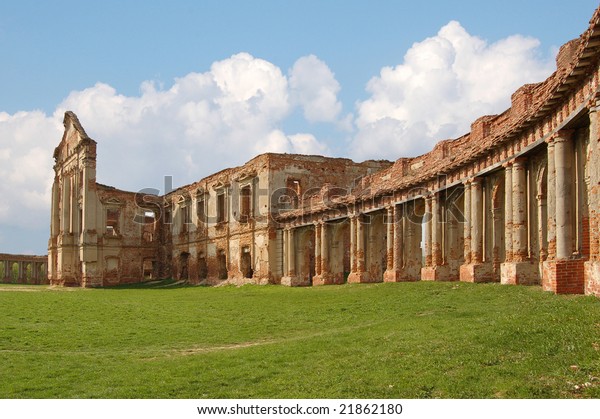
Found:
[54,52,332,193]
[0,22,556,254]
[351,21,554,160]
[0,53,338,252]
[0,111,60,231]
[289,55,347,127]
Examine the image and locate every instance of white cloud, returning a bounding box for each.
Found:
[53,53,316,192]
[0,23,556,253]
[289,55,345,125]
[288,133,330,155]
[0,111,60,231]
[351,21,554,160]
[0,53,339,252]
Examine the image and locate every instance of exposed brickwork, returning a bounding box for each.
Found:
[543,259,586,294]
[48,7,600,297]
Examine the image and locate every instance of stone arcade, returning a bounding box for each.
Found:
[49,7,600,296]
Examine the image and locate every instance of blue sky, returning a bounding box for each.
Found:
[0,0,599,254]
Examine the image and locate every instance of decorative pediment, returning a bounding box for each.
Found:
[176,194,190,205]
[213,179,230,190]
[235,170,257,182]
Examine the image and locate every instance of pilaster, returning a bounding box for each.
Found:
[585,96,600,295]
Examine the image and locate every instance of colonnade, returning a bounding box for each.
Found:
[0,255,48,284]
[280,124,594,294]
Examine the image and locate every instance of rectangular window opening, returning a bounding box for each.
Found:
[217,192,226,224]
[106,209,119,235]
[240,185,251,223]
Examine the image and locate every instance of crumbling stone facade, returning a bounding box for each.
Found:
[48,114,390,286]
[50,7,600,296]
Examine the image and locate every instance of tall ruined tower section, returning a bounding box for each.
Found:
[48,112,100,286]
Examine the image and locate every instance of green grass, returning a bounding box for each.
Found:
[0,281,599,398]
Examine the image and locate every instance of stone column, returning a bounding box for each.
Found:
[282,228,288,277]
[461,177,493,283]
[314,223,322,276]
[423,192,453,281]
[431,193,443,267]
[281,228,299,286]
[544,129,585,294]
[321,222,329,277]
[512,158,528,262]
[546,140,557,260]
[537,191,548,262]
[463,181,472,264]
[423,196,433,267]
[470,177,484,264]
[288,228,296,277]
[395,205,404,272]
[350,216,356,274]
[385,206,394,272]
[384,206,398,282]
[554,131,573,260]
[492,196,503,273]
[503,164,513,262]
[313,221,331,286]
[385,204,405,282]
[356,215,365,274]
[348,214,370,283]
[502,157,537,286]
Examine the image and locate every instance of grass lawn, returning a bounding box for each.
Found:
[0,281,599,398]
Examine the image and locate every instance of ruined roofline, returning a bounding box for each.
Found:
[61,5,600,209]
[0,253,48,260]
[63,111,91,141]
[95,182,140,196]
[249,152,392,166]
[276,5,600,220]
[161,152,392,200]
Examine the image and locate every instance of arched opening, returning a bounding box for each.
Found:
[25,263,33,284]
[11,262,19,283]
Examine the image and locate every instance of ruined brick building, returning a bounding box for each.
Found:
[49,7,600,295]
